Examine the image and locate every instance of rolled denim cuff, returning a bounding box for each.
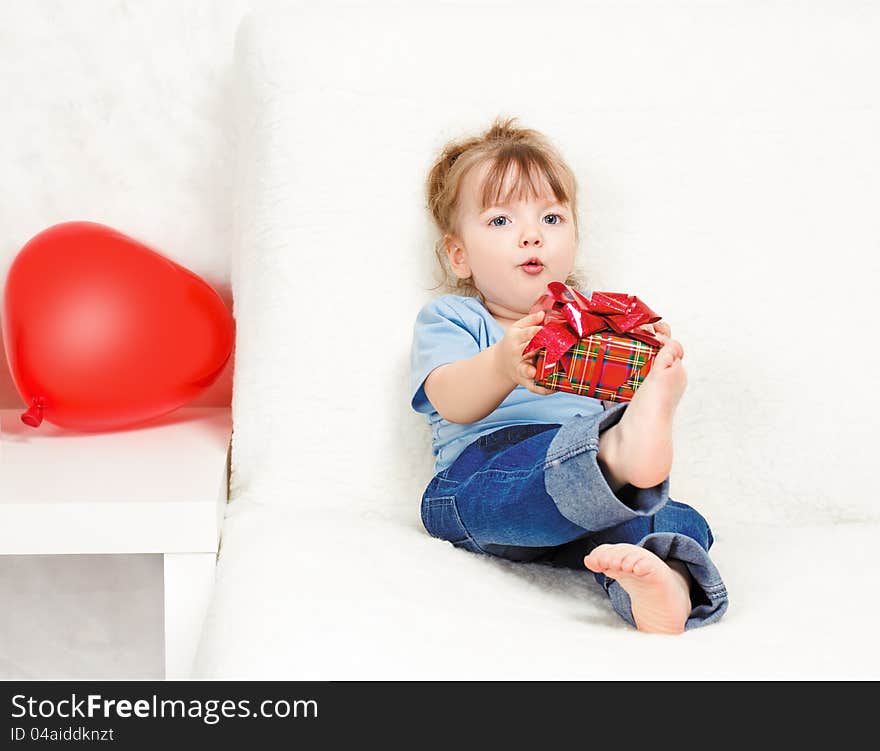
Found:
[544,402,669,532]
[605,532,729,630]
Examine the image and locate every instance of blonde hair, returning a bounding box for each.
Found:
[425,116,584,300]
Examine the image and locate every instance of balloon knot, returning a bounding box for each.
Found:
[21,397,45,428]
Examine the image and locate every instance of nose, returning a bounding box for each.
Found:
[519,225,542,248]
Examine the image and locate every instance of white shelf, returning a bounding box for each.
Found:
[0,405,233,678]
[0,407,232,555]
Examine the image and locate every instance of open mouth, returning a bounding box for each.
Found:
[519,258,544,275]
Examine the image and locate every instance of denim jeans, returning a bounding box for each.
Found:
[420,402,729,630]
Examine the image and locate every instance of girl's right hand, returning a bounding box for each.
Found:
[492,310,556,396]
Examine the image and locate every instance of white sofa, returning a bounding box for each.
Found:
[191,1,880,679]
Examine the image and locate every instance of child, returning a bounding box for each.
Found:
[410,117,728,634]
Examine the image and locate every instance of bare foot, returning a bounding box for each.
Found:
[584,543,691,634]
[598,335,687,490]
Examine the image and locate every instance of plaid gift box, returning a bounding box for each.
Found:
[524,282,664,403]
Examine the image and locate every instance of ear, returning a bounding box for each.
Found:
[444,234,471,280]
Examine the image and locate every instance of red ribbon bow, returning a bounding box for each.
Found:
[524,282,663,370]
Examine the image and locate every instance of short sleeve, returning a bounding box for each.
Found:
[410,298,481,414]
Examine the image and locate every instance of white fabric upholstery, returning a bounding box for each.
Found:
[193,1,880,679]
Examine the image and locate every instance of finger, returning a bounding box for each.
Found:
[517,365,550,387]
[654,321,672,337]
[520,365,553,390]
[525,382,555,396]
[513,310,545,328]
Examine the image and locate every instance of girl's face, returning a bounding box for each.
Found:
[446,161,577,323]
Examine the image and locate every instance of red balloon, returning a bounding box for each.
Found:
[2,221,234,431]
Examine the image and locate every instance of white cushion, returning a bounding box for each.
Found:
[194,1,880,678]
[228,1,880,528]
[197,503,880,679]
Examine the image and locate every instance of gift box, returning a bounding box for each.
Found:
[523,282,664,403]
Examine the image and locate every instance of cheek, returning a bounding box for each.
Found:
[558,230,578,255]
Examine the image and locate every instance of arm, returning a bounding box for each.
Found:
[424,310,553,424]
[423,344,513,424]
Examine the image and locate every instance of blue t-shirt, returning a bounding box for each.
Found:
[410,294,604,475]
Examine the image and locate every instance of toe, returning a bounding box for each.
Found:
[584,544,614,571]
[657,345,679,368]
[631,554,656,577]
[607,544,631,571]
[619,548,643,573]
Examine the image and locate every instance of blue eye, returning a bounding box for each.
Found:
[490,216,509,227]
[543,214,561,225]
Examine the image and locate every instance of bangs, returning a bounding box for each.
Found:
[478,144,573,210]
